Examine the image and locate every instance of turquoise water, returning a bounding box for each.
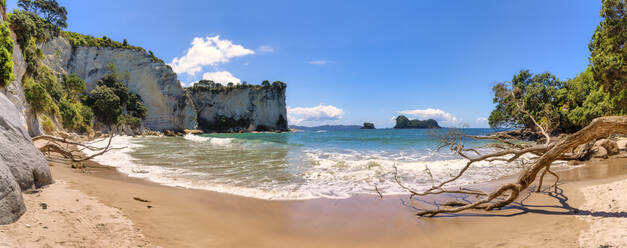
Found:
[86,128,534,200]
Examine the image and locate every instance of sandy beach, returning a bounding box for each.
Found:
[0,149,625,248]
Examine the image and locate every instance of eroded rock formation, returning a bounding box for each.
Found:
[0,93,53,224]
[188,86,288,132]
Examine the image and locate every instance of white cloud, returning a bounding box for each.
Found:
[398,108,458,124]
[170,36,254,76]
[287,104,344,125]
[308,60,330,65]
[257,45,274,53]
[476,117,488,122]
[201,71,241,85]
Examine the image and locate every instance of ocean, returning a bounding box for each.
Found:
[84,128,557,200]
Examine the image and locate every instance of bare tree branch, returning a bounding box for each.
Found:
[401,116,627,217]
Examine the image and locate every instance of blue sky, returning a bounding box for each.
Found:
[7,0,602,127]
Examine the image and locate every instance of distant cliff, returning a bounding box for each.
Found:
[3,25,288,134]
[40,36,198,131]
[187,82,288,132]
[394,115,440,129]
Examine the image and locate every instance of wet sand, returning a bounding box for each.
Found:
[4,154,627,247]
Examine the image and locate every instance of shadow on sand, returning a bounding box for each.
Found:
[400,184,627,219]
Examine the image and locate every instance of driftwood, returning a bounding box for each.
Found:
[36,126,124,167]
[396,116,627,217]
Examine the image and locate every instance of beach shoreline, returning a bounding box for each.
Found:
[2,152,626,247]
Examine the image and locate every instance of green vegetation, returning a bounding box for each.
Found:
[588,0,626,113]
[61,73,86,99]
[394,115,440,129]
[88,86,122,125]
[86,72,147,126]
[0,21,13,87]
[40,115,55,133]
[489,0,626,133]
[189,79,287,93]
[118,114,141,129]
[17,0,67,28]
[9,10,58,47]
[61,31,145,52]
[23,76,55,114]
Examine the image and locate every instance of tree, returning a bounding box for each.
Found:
[588,0,626,114]
[489,70,565,132]
[18,0,67,28]
[96,74,130,106]
[88,86,122,125]
[127,93,147,119]
[261,80,271,87]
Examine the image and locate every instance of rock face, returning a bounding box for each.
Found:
[40,37,197,131]
[188,87,288,132]
[0,30,44,137]
[0,93,53,224]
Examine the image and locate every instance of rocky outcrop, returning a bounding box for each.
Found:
[361,122,375,129]
[188,86,288,132]
[0,93,53,224]
[40,37,197,131]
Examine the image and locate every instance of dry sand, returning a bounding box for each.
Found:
[578,178,627,248]
[0,180,154,248]
[1,151,625,247]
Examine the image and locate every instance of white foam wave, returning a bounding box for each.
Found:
[82,136,574,201]
[183,134,234,146]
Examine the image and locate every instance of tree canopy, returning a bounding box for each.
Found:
[489,0,626,133]
[588,0,626,114]
[17,0,67,28]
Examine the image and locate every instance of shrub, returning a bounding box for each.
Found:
[38,66,63,101]
[0,22,14,87]
[9,10,57,48]
[58,97,81,129]
[118,115,141,129]
[24,77,54,113]
[22,37,42,75]
[61,73,86,98]
[41,115,55,133]
[79,104,93,127]
[61,31,147,53]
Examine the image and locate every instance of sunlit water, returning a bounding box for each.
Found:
[84,128,558,200]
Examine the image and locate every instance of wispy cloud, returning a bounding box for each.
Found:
[308,60,331,65]
[398,108,458,125]
[257,45,274,54]
[476,117,487,122]
[169,35,254,76]
[287,104,344,125]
